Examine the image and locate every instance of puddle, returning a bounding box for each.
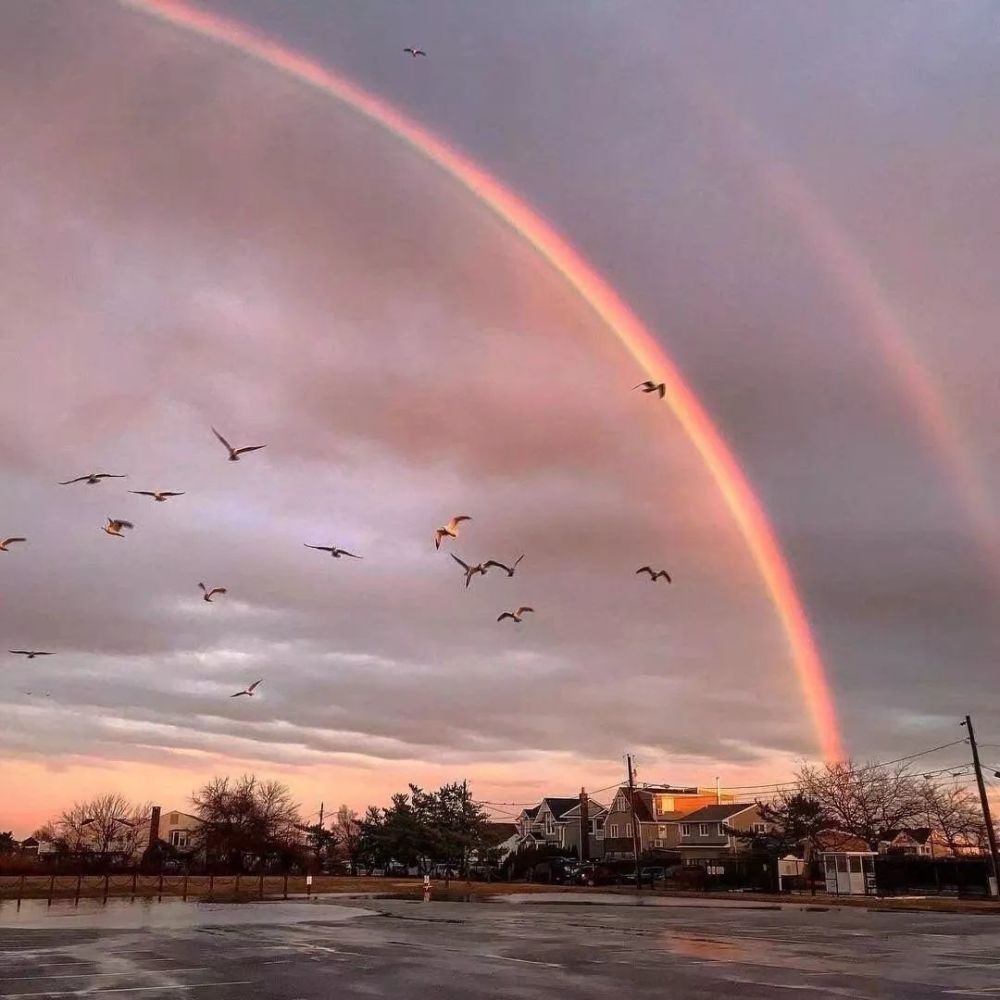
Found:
[0,896,375,930]
[379,891,483,903]
[664,932,756,963]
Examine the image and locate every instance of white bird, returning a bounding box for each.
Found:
[212,427,266,462]
[129,490,185,502]
[484,554,524,578]
[498,606,534,623]
[199,582,228,603]
[636,566,672,583]
[59,473,126,485]
[0,537,26,552]
[102,518,134,538]
[231,679,263,698]
[403,46,427,57]
[10,650,51,659]
[632,381,666,399]
[435,515,471,550]
[304,544,362,559]
[451,554,486,588]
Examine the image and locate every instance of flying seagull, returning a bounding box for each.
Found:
[211,427,266,462]
[231,679,263,698]
[102,518,134,538]
[498,606,534,623]
[59,473,126,485]
[632,381,666,399]
[636,566,672,583]
[484,554,524,578]
[0,537,26,552]
[403,46,427,56]
[9,650,51,659]
[435,515,471,550]
[451,554,486,588]
[304,544,362,559]
[199,582,227,603]
[129,490,185,502]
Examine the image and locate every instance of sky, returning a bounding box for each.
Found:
[1,0,998,836]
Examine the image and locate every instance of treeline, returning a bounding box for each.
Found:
[12,775,500,875]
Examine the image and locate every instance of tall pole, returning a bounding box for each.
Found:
[316,801,325,869]
[964,715,999,897]
[626,754,642,891]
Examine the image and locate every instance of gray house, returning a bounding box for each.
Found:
[676,803,770,863]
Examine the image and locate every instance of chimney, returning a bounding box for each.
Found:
[148,806,161,849]
[579,787,590,862]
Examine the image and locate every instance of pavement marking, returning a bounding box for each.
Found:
[0,968,208,982]
[1,982,254,998]
[479,954,563,969]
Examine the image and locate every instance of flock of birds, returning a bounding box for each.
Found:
[5,112,676,702]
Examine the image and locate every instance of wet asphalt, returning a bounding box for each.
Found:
[1,894,1000,997]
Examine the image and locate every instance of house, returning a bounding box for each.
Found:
[602,785,735,860]
[514,798,582,853]
[155,808,203,852]
[17,836,58,857]
[879,828,952,858]
[559,795,608,860]
[676,803,772,863]
[802,829,872,864]
[481,822,519,865]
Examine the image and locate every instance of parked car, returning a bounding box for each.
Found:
[574,863,618,887]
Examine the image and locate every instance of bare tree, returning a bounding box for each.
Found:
[796,759,923,849]
[333,805,363,873]
[51,794,150,862]
[917,779,986,855]
[191,774,303,872]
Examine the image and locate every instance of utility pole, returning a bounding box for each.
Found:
[578,787,590,862]
[626,754,642,891]
[963,715,999,897]
[316,802,325,868]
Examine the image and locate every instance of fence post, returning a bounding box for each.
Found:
[131,870,138,898]
[17,873,25,902]
[235,873,241,899]
[157,870,164,901]
[182,871,188,902]
[48,871,55,906]
[75,872,82,902]
[259,872,264,900]
[283,873,288,900]
[103,873,110,901]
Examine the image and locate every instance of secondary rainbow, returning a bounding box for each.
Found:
[119,0,845,762]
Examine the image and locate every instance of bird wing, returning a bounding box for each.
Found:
[3,537,26,545]
[129,491,156,497]
[9,650,29,655]
[211,588,228,597]
[636,566,654,576]
[447,515,471,530]
[512,554,524,569]
[59,476,89,485]
[231,690,248,697]
[160,492,185,497]
[34,651,52,656]
[632,382,651,391]
[118,520,135,530]
[96,474,126,479]
[211,427,234,452]
[497,613,514,622]
[248,679,263,693]
[416,49,427,55]
[659,571,672,582]
[340,550,362,559]
[483,560,511,573]
[450,553,471,571]
[234,445,266,455]
[656,384,666,398]
[198,582,207,592]
[517,607,535,615]
[404,47,414,53]
[305,544,335,552]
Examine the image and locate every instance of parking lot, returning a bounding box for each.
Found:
[2,894,1000,998]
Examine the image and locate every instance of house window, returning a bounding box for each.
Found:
[545,816,554,835]
[609,824,619,838]
[681,824,692,837]
[625,823,632,838]
[169,813,179,824]
[715,823,723,836]
[699,824,710,837]
[169,830,188,849]
[654,839,664,848]
[752,823,767,834]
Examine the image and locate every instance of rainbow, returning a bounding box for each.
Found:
[118,0,845,762]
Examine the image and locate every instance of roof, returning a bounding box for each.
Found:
[677,803,755,823]
[521,806,540,820]
[883,828,932,844]
[560,800,608,819]
[485,823,517,841]
[632,792,656,824]
[541,797,581,821]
